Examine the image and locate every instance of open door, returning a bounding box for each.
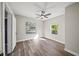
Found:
[5,6,12,55]
[4,3,16,55]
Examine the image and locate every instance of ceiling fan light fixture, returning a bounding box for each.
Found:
[35,3,53,19]
[41,16,44,19]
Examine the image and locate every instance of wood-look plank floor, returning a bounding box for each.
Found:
[9,38,73,56]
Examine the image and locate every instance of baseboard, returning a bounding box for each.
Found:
[17,37,65,45]
[42,37,65,44]
[53,39,65,44]
[64,48,79,56]
[16,39,32,43]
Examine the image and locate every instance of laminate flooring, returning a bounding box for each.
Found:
[9,38,73,56]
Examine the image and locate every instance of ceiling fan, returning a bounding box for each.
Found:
[34,2,54,19]
[36,10,51,19]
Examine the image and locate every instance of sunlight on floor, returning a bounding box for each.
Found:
[33,34,39,43]
[33,34,46,44]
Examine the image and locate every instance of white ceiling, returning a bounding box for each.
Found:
[8,2,74,21]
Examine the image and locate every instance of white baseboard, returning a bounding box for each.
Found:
[16,39,31,43]
[53,39,65,44]
[64,48,79,56]
[43,37,65,44]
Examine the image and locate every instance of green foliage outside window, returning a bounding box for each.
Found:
[51,24,58,34]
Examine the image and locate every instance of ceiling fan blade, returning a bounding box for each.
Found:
[45,13,51,16]
[44,16,48,18]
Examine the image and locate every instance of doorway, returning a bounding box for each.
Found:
[5,9,8,55]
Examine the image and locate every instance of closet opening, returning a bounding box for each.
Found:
[5,9,8,55]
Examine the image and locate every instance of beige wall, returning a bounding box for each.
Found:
[44,15,65,44]
[65,3,79,55]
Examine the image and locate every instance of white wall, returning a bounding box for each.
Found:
[16,15,43,42]
[65,3,79,55]
[44,15,65,44]
[0,2,2,54]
